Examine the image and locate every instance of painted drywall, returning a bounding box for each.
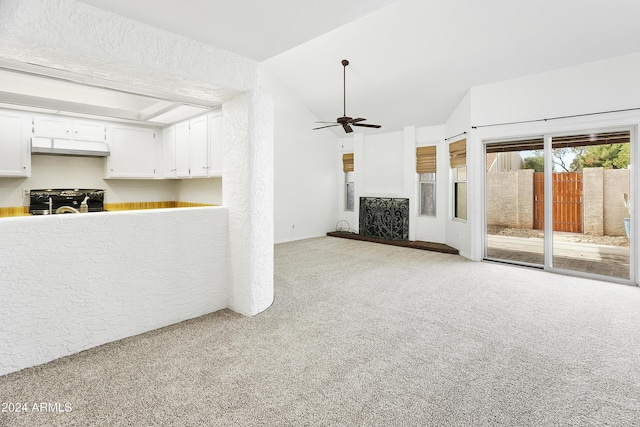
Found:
[177,178,223,205]
[470,52,640,127]
[258,66,339,243]
[0,207,229,376]
[362,131,405,195]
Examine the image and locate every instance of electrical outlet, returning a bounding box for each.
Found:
[292,224,295,229]
[23,189,29,198]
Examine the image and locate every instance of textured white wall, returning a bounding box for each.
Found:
[0,0,275,375]
[0,0,256,101]
[0,208,229,376]
[223,91,274,316]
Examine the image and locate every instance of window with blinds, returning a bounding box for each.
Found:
[449,138,466,168]
[342,153,354,172]
[417,145,437,216]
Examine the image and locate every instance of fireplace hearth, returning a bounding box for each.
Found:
[359,197,409,240]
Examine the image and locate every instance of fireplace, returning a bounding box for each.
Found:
[359,197,409,240]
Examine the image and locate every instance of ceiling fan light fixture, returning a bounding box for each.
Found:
[313,59,381,133]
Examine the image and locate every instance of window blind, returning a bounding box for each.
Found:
[342,153,354,172]
[416,145,437,173]
[449,139,466,168]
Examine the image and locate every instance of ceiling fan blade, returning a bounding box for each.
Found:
[315,121,339,124]
[349,118,366,123]
[352,123,382,128]
[313,124,340,130]
[343,124,353,133]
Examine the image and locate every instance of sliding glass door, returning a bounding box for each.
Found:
[485,130,632,281]
[485,138,545,266]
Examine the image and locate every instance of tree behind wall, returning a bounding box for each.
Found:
[575,144,629,170]
[522,144,630,172]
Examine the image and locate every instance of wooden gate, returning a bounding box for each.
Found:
[534,172,583,233]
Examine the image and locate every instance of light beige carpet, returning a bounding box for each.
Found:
[1,236,640,426]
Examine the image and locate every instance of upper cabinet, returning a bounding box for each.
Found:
[208,111,223,177]
[189,115,208,178]
[0,110,30,177]
[105,125,157,179]
[163,125,177,178]
[163,111,222,179]
[33,116,106,141]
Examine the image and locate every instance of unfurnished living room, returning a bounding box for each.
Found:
[1,0,640,426]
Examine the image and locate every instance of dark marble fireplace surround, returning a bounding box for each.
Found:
[359,197,409,240]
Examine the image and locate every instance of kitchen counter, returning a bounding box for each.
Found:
[0,202,216,217]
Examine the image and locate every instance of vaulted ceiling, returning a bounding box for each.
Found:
[63,0,640,132]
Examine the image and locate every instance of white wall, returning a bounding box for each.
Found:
[0,207,229,376]
[362,131,405,195]
[177,178,222,205]
[470,52,640,127]
[258,66,339,243]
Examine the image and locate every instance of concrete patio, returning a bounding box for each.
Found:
[486,233,630,280]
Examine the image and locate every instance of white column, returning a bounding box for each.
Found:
[223,90,274,316]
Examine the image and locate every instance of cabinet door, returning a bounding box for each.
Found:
[174,121,190,178]
[163,126,176,178]
[208,112,223,177]
[33,115,71,138]
[189,115,208,177]
[106,125,156,178]
[0,111,30,177]
[73,119,106,141]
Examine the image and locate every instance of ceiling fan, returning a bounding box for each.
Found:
[313,59,382,134]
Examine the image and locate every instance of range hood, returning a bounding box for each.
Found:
[32,137,110,157]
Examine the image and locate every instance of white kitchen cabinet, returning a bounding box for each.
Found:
[163,126,176,178]
[0,110,30,177]
[174,121,190,178]
[171,114,210,178]
[105,125,157,179]
[207,111,223,177]
[73,119,106,141]
[33,116,105,141]
[189,115,208,178]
